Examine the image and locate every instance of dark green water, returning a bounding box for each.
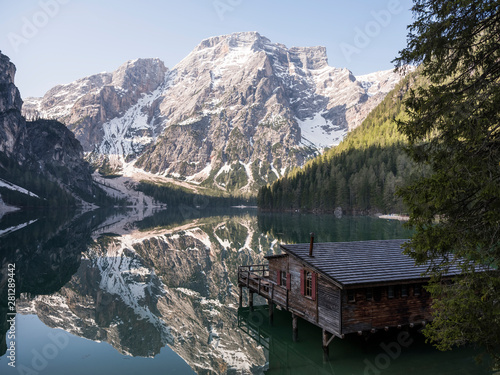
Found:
[0,207,493,374]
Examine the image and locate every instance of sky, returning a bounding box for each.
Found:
[0,0,414,98]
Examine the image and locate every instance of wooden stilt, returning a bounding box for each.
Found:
[239,285,243,308]
[292,314,298,342]
[322,330,335,362]
[322,329,329,361]
[249,292,254,311]
[268,299,274,325]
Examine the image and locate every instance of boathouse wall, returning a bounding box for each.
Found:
[341,284,433,334]
[268,255,342,336]
[268,256,288,285]
[317,277,341,336]
[289,257,317,321]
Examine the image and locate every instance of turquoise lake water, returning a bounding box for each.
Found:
[0,207,493,374]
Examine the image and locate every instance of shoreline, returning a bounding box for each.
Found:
[377,214,410,221]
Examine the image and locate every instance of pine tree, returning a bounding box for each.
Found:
[394,0,500,363]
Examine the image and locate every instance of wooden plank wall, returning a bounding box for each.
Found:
[341,284,433,334]
[270,256,342,335]
[269,257,319,321]
[268,257,289,285]
[317,277,341,336]
[287,257,317,321]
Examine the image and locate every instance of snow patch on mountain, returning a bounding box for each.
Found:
[356,67,413,97]
[0,219,38,237]
[98,76,170,159]
[298,113,347,149]
[0,177,40,198]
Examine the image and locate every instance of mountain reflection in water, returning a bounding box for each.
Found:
[0,207,490,374]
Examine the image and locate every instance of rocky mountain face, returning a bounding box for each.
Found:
[24,58,168,154]
[24,119,96,198]
[23,32,409,193]
[0,53,25,158]
[0,52,101,206]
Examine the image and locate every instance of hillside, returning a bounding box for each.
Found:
[257,71,424,213]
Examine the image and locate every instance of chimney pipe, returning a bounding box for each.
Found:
[309,232,315,257]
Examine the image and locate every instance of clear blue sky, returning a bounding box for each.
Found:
[0,0,414,98]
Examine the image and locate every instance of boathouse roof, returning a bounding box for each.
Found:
[276,239,463,286]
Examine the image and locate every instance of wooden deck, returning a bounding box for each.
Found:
[237,265,309,320]
[238,264,285,304]
[238,264,336,359]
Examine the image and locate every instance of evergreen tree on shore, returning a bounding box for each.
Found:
[394,0,500,364]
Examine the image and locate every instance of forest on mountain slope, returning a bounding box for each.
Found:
[257,71,426,214]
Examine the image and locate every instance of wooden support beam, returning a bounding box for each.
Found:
[249,292,254,311]
[268,299,274,325]
[326,332,336,346]
[292,314,298,342]
[239,285,243,308]
[322,329,331,362]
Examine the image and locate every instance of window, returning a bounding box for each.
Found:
[374,288,382,301]
[347,290,356,302]
[280,271,287,287]
[401,285,408,297]
[305,271,312,297]
[301,269,316,299]
[414,284,421,296]
[388,285,395,299]
[366,288,373,301]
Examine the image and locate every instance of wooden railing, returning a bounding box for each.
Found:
[238,264,289,309]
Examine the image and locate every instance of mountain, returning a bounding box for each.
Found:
[23,32,410,193]
[0,53,25,159]
[257,70,422,214]
[0,52,109,208]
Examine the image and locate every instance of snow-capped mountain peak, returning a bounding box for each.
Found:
[22,32,409,193]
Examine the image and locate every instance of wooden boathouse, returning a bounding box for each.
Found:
[237,237,462,359]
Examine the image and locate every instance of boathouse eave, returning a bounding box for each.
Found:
[342,277,433,289]
[277,245,345,289]
[264,253,288,260]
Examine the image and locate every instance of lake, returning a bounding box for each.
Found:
[0,206,493,374]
